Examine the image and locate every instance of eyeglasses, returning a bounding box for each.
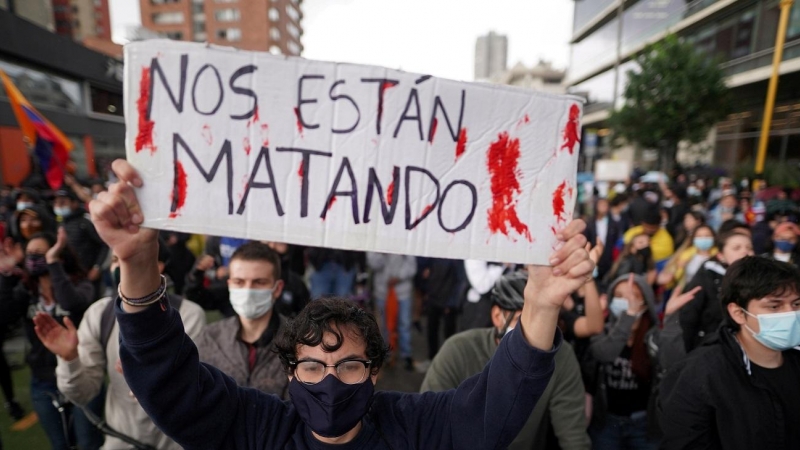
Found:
[289,359,372,385]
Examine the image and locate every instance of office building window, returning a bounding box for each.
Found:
[288,41,300,55]
[270,28,281,41]
[151,0,181,4]
[217,28,241,41]
[194,22,206,33]
[269,7,280,22]
[90,86,123,118]
[269,45,281,55]
[215,8,240,22]
[0,60,83,114]
[287,22,300,38]
[152,12,184,25]
[165,31,183,40]
[215,0,238,3]
[286,4,300,21]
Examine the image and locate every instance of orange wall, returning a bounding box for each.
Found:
[0,127,31,186]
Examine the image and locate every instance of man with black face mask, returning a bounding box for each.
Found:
[421,271,590,449]
[89,159,595,450]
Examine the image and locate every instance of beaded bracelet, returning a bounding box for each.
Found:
[119,275,167,307]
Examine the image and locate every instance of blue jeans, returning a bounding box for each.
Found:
[375,295,412,359]
[310,262,356,299]
[30,378,104,450]
[590,412,659,450]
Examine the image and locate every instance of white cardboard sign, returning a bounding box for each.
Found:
[594,160,631,182]
[124,41,582,265]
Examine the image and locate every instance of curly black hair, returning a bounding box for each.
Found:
[275,297,390,376]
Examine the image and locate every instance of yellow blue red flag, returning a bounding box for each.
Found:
[0,69,73,189]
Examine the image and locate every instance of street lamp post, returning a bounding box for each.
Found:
[754,0,795,190]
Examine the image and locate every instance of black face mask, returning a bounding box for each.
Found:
[289,375,374,438]
[25,253,49,277]
[636,247,652,260]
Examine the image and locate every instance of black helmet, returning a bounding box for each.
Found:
[491,271,527,311]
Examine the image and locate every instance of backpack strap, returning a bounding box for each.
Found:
[99,298,116,352]
[99,294,184,351]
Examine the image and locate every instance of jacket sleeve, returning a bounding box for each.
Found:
[678,272,707,353]
[396,256,417,281]
[56,301,107,406]
[365,252,386,271]
[419,336,469,393]
[0,273,28,325]
[83,219,110,269]
[49,263,95,313]
[657,314,686,371]
[116,299,294,450]
[658,362,715,449]
[549,344,591,450]
[388,326,560,450]
[589,314,636,363]
[464,261,504,295]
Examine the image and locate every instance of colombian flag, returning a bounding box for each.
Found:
[0,69,73,190]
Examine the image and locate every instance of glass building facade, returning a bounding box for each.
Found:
[568,0,800,171]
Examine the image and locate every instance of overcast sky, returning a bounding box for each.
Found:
[109,0,574,82]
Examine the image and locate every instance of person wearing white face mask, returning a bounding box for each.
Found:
[194,241,290,397]
[660,257,800,450]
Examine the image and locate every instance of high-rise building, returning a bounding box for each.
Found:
[474,31,508,80]
[491,60,565,95]
[0,0,55,31]
[139,0,303,55]
[567,0,800,171]
[52,0,112,41]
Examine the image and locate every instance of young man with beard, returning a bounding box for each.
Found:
[194,241,294,397]
[88,159,594,450]
[660,257,800,449]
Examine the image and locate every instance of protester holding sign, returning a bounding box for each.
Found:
[89,157,594,450]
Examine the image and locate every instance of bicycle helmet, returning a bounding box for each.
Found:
[491,271,527,311]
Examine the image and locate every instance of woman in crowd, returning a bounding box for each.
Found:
[673,211,705,249]
[678,230,754,352]
[605,233,656,286]
[588,274,660,450]
[0,228,101,450]
[657,224,716,289]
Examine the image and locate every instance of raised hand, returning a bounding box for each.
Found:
[520,219,594,350]
[665,284,702,317]
[33,312,79,361]
[45,227,69,264]
[89,159,158,263]
[586,238,604,266]
[525,219,594,310]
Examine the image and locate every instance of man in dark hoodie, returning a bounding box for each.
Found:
[660,257,800,449]
[53,189,109,298]
[88,159,595,450]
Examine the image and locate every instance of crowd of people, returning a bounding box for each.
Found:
[0,164,798,450]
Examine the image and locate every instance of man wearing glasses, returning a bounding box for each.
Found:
[90,159,595,450]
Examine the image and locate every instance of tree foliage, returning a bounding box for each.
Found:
[609,35,730,172]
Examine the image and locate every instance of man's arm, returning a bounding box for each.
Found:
[589,315,636,363]
[56,300,108,406]
[548,344,591,450]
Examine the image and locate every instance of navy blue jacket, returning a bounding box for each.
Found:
[115,298,560,450]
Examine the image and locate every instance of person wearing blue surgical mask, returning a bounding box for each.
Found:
[194,241,290,397]
[766,222,799,269]
[660,257,800,450]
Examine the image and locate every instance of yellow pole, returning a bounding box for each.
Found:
[754,0,795,188]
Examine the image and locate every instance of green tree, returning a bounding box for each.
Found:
[609,35,730,173]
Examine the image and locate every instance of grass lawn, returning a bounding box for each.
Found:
[1,309,225,449]
[1,364,50,450]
